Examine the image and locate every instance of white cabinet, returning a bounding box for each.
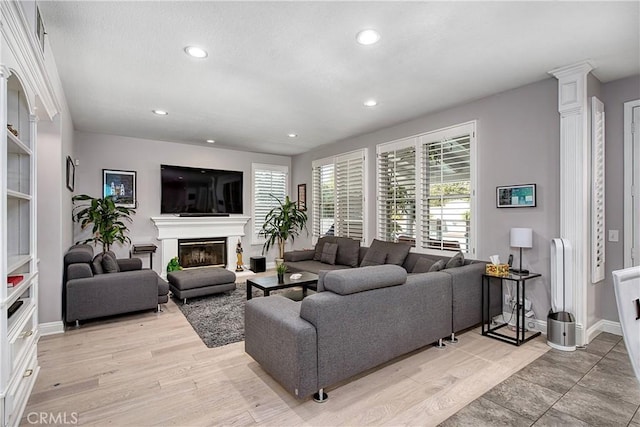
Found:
[1,57,39,427]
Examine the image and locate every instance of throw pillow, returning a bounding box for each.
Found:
[91,253,104,275]
[445,251,465,269]
[101,252,120,273]
[320,242,338,265]
[313,236,336,261]
[360,239,411,267]
[412,257,436,273]
[335,237,360,267]
[429,259,446,272]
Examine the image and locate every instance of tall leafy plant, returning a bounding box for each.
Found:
[259,195,308,259]
[72,194,136,252]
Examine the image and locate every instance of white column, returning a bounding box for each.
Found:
[549,61,594,346]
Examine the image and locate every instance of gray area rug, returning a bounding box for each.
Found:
[176,281,308,348]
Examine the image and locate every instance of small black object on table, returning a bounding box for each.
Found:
[246,271,318,300]
[482,271,542,346]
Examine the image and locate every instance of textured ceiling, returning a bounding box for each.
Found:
[38,1,640,156]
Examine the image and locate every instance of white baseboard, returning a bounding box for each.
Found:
[586,319,622,342]
[39,321,65,336]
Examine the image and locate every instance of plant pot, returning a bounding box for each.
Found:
[275,258,285,266]
[277,272,284,284]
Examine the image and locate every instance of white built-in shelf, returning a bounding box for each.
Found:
[5,272,36,306]
[6,255,32,275]
[7,298,34,337]
[7,131,31,155]
[6,189,31,200]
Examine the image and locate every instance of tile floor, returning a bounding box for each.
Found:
[440,332,640,426]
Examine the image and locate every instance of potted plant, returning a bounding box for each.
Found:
[72,194,136,252]
[167,257,182,273]
[259,195,308,261]
[276,262,287,284]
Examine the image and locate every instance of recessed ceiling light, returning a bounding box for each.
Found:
[356,29,380,45]
[364,99,378,107]
[206,139,215,144]
[152,109,168,115]
[184,46,208,58]
[288,133,297,138]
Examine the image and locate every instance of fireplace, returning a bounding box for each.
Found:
[178,238,227,269]
[151,215,251,276]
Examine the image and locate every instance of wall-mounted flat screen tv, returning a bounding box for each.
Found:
[161,164,243,215]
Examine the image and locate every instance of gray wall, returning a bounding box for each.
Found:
[37,36,75,325]
[73,132,291,270]
[292,78,561,319]
[600,74,640,322]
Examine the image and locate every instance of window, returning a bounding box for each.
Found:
[252,164,288,243]
[377,122,476,254]
[312,149,366,242]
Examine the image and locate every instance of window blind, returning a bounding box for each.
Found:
[335,151,364,240]
[377,144,417,244]
[252,165,288,241]
[312,162,335,238]
[421,134,471,253]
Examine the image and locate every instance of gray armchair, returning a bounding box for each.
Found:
[63,244,169,324]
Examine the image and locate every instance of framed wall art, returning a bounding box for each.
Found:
[496,184,536,208]
[66,156,75,192]
[103,169,137,208]
[297,183,307,211]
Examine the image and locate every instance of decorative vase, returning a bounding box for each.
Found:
[277,272,284,284]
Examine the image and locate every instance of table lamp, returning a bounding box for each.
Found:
[510,227,533,275]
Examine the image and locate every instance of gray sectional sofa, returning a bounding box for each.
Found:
[63,244,169,324]
[245,237,500,401]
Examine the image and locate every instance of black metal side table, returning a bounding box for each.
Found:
[130,243,157,269]
[482,272,541,346]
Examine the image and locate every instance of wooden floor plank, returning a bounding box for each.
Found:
[23,297,548,426]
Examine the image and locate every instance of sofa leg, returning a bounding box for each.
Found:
[157,304,163,312]
[449,332,459,344]
[75,320,80,327]
[183,298,187,304]
[435,338,446,349]
[313,389,328,403]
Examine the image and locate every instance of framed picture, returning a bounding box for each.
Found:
[297,183,307,211]
[103,169,137,208]
[496,184,536,208]
[66,156,75,191]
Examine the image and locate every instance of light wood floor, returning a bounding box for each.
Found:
[23,298,549,426]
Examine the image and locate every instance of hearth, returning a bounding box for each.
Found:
[178,238,227,269]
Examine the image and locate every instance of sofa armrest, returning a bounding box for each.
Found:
[284,250,315,262]
[67,263,93,280]
[117,257,142,271]
[245,296,318,399]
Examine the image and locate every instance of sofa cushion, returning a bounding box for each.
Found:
[92,253,105,275]
[335,237,360,268]
[320,242,338,265]
[323,265,407,295]
[412,257,436,273]
[360,239,411,267]
[313,236,337,261]
[430,259,446,272]
[284,250,315,262]
[101,252,120,273]
[445,251,465,269]
[64,245,94,264]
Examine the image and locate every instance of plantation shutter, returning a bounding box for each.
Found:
[335,151,365,241]
[252,164,288,241]
[377,140,417,244]
[420,134,472,253]
[311,160,335,238]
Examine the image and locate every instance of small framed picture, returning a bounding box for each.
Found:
[496,184,536,208]
[297,183,307,211]
[103,169,137,208]
[66,156,75,192]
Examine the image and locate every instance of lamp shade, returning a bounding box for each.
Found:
[510,228,533,248]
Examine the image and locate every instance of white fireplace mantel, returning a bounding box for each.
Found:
[151,216,251,276]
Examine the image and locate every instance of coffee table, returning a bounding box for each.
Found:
[246,271,318,300]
